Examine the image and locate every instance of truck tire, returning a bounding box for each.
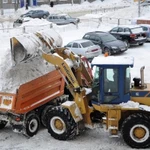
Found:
[24,112,40,137]
[47,106,77,140]
[0,120,7,129]
[122,113,150,148]
[41,105,53,127]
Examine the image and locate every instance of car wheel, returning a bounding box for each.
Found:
[124,40,130,48]
[43,15,47,19]
[139,43,144,46]
[104,47,111,56]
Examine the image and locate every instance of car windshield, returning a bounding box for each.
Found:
[81,41,94,48]
[63,15,71,19]
[26,10,34,14]
[101,34,116,42]
[131,27,143,33]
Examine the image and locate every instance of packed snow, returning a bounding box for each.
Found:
[0,0,150,149]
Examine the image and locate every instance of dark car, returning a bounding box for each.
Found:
[20,10,49,19]
[140,24,150,41]
[109,25,147,47]
[46,14,80,25]
[82,31,128,55]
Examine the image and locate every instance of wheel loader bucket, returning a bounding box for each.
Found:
[10,29,63,65]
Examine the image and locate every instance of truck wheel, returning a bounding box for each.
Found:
[47,106,77,140]
[41,105,53,127]
[0,120,7,129]
[122,113,150,148]
[24,113,40,137]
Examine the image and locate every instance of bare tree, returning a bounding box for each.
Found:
[14,0,20,11]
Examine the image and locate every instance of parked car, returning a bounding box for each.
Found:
[109,25,147,47]
[140,0,150,6]
[64,39,101,59]
[82,31,127,55]
[140,24,150,41]
[46,14,80,25]
[20,10,49,19]
[13,17,31,27]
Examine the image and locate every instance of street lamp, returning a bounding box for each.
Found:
[138,0,141,17]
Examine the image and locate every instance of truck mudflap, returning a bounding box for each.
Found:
[0,93,16,111]
[61,101,83,122]
[10,29,62,65]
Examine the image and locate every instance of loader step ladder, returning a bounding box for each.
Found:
[107,109,121,136]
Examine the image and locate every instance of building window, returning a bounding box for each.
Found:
[3,0,8,3]
[12,0,16,3]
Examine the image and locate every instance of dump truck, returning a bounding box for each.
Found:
[1,29,150,149]
[0,30,93,137]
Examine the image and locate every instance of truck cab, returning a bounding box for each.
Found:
[90,56,134,105]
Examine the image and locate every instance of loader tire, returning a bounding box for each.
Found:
[47,106,77,140]
[0,120,7,129]
[24,112,40,137]
[122,113,150,148]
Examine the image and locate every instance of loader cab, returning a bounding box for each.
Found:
[91,56,134,104]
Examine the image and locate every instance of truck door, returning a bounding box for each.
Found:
[102,68,119,104]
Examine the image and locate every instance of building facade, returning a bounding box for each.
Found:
[0,0,95,9]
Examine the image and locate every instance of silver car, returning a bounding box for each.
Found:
[46,14,80,25]
[65,39,101,59]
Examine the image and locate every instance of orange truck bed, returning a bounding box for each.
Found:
[0,70,65,114]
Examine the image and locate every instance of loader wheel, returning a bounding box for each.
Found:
[47,106,77,140]
[122,113,150,148]
[24,113,40,137]
[0,120,7,129]
[41,105,53,127]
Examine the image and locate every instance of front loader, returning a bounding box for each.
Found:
[43,53,150,149]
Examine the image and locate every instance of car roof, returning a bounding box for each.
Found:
[139,24,150,27]
[69,39,92,43]
[117,25,141,29]
[84,31,109,36]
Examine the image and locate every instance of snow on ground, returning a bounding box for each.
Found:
[0,0,150,149]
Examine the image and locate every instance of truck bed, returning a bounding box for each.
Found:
[0,70,65,114]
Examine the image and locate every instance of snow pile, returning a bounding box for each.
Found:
[0,48,55,93]
[119,101,139,108]
[0,28,63,93]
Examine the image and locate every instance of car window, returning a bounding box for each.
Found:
[141,26,148,31]
[48,16,53,19]
[89,35,96,41]
[81,41,94,48]
[110,27,118,32]
[101,34,116,42]
[118,28,124,32]
[60,16,65,20]
[53,16,58,19]
[83,34,90,39]
[131,27,144,33]
[72,43,78,48]
[124,28,130,33]
[95,36,101,42]
[66,43,72,47]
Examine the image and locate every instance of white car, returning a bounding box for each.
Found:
[65,39,101,59]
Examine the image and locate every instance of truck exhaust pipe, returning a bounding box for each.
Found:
[140,66,145,88]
